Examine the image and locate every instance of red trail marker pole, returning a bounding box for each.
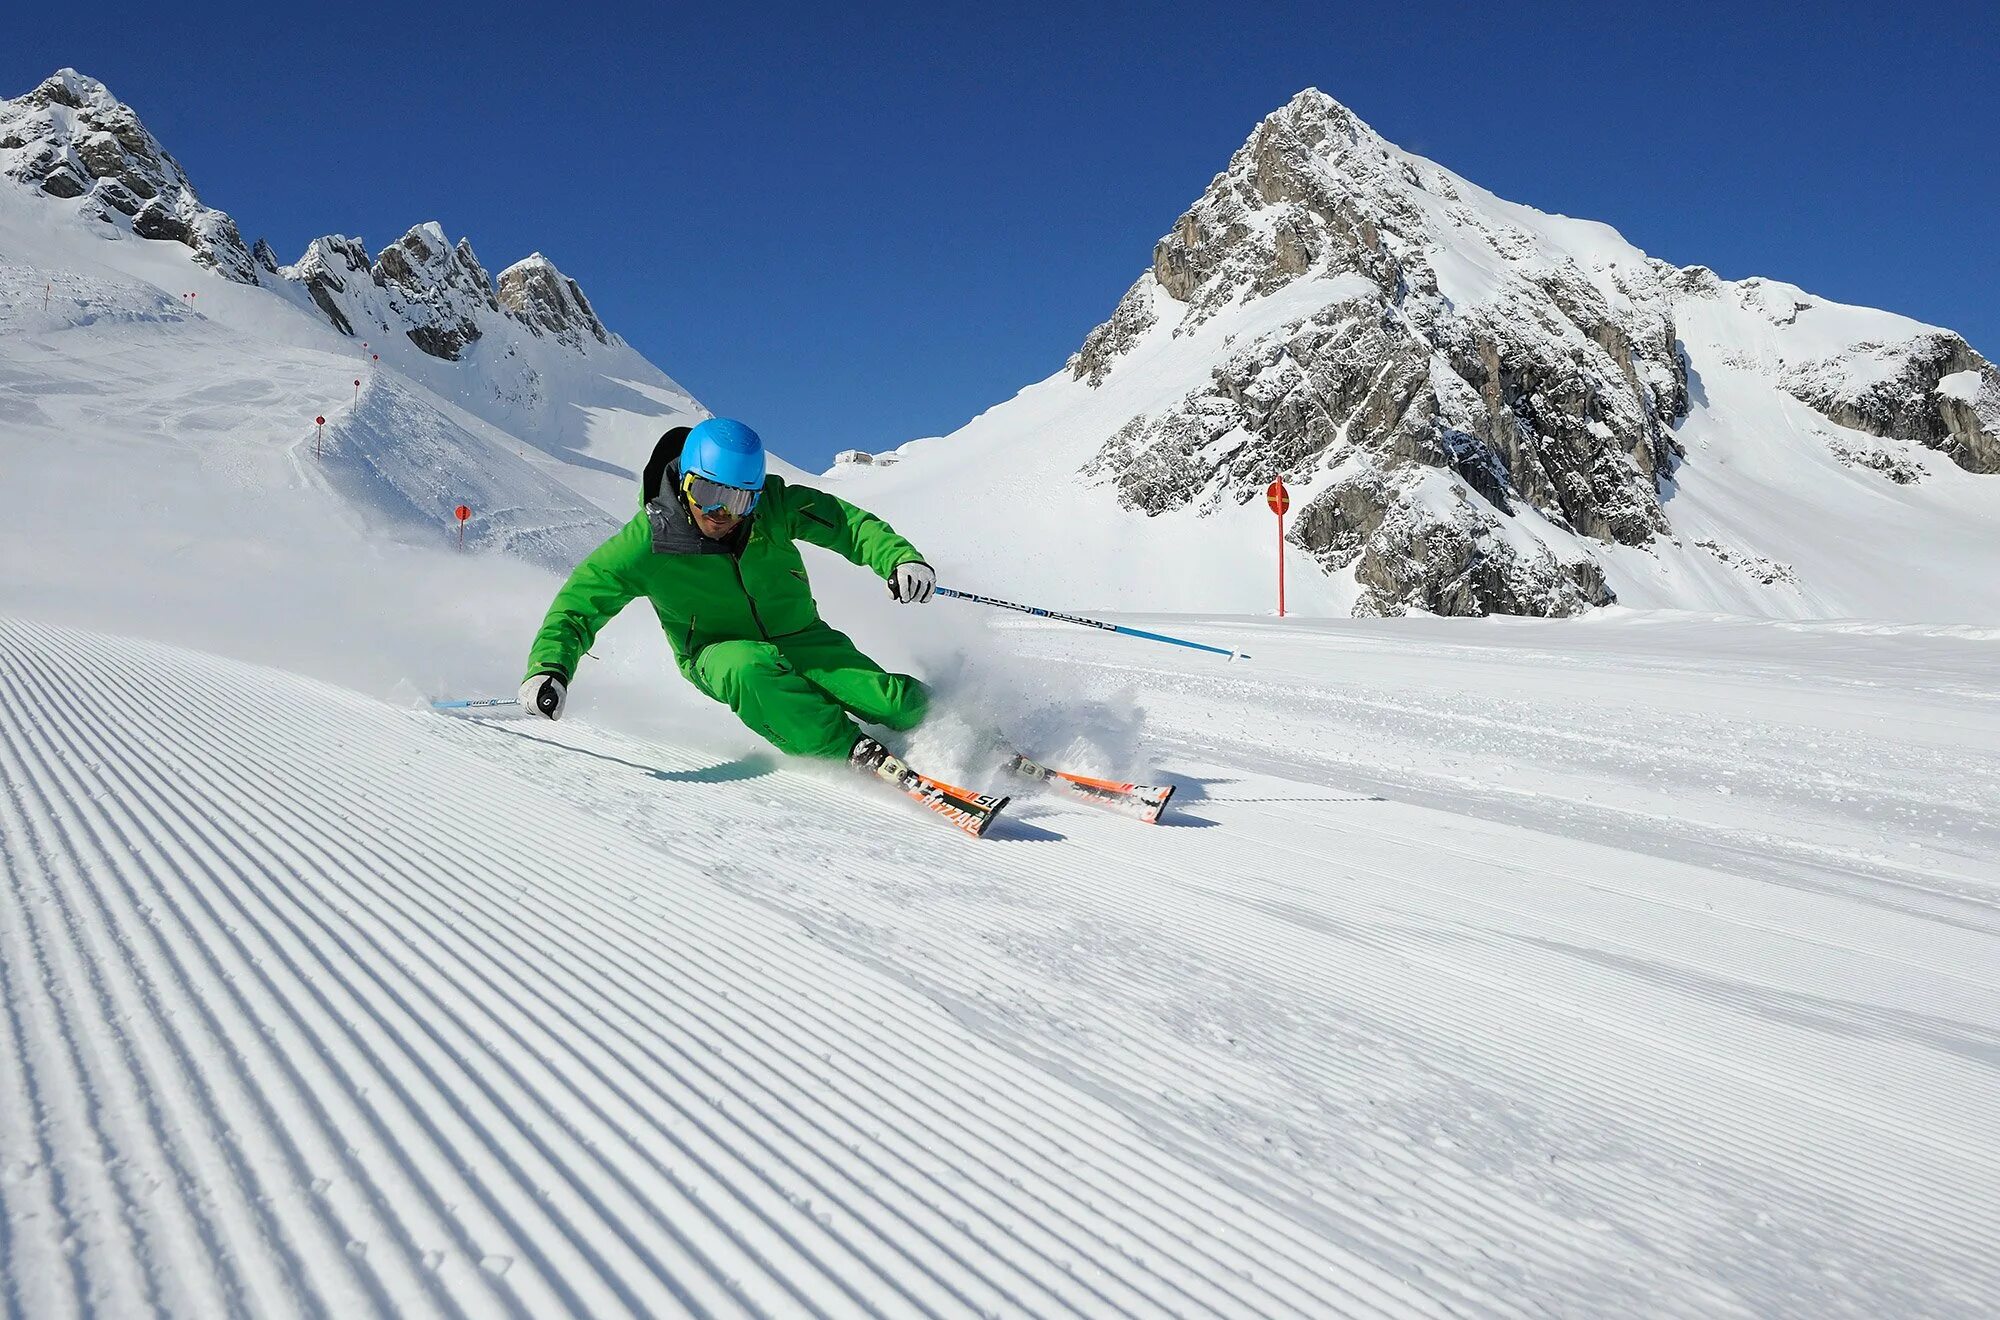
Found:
[353,378,361,404]
[1266,479,1290,618]
[314,415,325,461]
[454,504,470,549]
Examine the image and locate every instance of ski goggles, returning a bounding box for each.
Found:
[682,472,761,517]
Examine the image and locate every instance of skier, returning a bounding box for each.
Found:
[519,418,935,774]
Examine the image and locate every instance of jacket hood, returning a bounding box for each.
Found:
[641,425,694,507]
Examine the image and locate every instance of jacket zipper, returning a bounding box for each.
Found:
[731,559,769,639]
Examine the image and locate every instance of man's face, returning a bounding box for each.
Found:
[689,498,743,540]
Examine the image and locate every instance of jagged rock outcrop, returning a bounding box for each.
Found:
[1072,280,1160,387]
[1779,332,2000,475]
[4,70,627,368]
[0,69,257,282]
[368,223,499,360]
[1067,89,1995,617]
[269,230,623,364]
[280,236,373,337]
[267,228,622,363]
[497,254,611,350]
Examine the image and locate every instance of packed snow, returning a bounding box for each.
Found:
[5,607,1997,1318]
[1939,369,1983,403]
[4,73,1999,1319]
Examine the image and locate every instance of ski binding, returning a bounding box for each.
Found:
[853,739,1008,838]
[1002,753,1175,824]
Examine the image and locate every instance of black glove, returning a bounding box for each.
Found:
[519,673,567,720]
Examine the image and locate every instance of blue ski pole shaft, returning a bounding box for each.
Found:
[431,697,519,710]
[936,587,1246,660]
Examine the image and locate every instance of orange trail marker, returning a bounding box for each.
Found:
[1266,479,1290,618]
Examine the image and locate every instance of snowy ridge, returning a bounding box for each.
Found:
[0,221,690,603]
[312,372,616,568]
[1,69,704,548]
[0,69,257,282]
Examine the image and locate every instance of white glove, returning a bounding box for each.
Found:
[890,560,935,604]
[519,673,566,720]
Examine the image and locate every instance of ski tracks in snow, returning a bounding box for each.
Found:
[514,723,2000,1319]
[0,617,1411,1319]
[4,616,1999,1317]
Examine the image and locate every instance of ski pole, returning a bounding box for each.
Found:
[431,697,519,710]
[936,587,1246,660]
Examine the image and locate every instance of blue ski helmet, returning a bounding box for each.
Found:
[681,417,766,491]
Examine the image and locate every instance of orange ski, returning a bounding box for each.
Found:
[1002,754,1175,824]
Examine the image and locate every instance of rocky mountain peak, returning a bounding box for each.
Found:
[0,69,257,283]
[20,69,120,114]
[272,230,618,363]
[496,254,612,350]
[1216,87,1386,186]
[1140,88,1481,325]
[366,222,501,360]
[1065,89,1998,618]
[4,71,628,368]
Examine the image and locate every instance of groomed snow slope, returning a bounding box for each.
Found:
[4,611,1996,1318]
[0,180,704,571]
[5,73,1998,1320]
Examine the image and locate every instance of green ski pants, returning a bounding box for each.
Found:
[689,623,929,759]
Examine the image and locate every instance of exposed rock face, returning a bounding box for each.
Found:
[4,70,629,369]
[369,222,499,360]
[271,230,623,364]
[1071,280,1160,387]
[1780,333,2000,474]
[0,69,258,283]
[1069,89,1995,617]
[496,254,611,350]
[281,236,374,338]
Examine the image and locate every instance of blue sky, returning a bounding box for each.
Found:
[9,1,1996,470]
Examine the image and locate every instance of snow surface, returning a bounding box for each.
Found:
[5,83,2000,1319]
[4,608,1997,1318]
[1938,368,1983,403]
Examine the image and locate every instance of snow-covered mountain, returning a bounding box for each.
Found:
[6,72,1999,1319]
[0,68,706,566]
[829,90,2000,622]
[0,67,260,282]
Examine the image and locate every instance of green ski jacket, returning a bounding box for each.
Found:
[525,461,924,684]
